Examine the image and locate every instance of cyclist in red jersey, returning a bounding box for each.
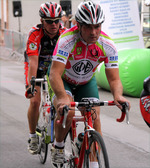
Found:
[24,2,67,155]
[49,1,131,168]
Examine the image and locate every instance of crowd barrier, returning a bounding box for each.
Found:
[0,29,27,62]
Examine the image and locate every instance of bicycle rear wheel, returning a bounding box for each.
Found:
[83,130,109,168]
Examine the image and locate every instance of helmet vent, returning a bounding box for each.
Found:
[91,7,95,20]
[79,11,87,21]
[44,7,48,13]
[45,3,49,8]
[51,5,54,14]
[96,7,100,21]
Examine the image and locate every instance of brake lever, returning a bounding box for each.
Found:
[57,105,69,128]
[62,106,69,128]
[125,102,129,124]
[30,76,36,95]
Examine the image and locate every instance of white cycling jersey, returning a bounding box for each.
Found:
[52,26,118,85]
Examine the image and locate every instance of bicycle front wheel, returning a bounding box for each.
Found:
[36,105,48,164]
[36,128,48,164]
[83,130,109,168]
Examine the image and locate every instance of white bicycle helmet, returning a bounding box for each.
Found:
[75,1,105,24]
[39,2,62,18]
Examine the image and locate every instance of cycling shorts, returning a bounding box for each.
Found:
[63,76,99,101]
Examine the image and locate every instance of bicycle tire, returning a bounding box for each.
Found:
[83,130,109,168]
[36,100,49,164]
[37,106,55,164]
[37,129,48,164]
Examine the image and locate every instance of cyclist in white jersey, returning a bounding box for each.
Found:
[49,1,131,168]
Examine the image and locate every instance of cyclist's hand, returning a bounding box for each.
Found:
[25,87,37,99]
[57,103,68,116]
[114,95,131,111]
[56,97,71,116]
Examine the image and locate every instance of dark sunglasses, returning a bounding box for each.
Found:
[43,19,60,24]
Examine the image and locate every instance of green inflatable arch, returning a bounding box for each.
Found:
[95,48,150,97]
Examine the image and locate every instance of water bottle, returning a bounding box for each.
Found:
[76,132,84,154]
[45,106,51,137]
[44,104,50,123]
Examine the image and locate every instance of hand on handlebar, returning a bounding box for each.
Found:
[25,76,37,99]
[25,87,37,99]
[114,95,131,111]
[113,96,130,124]
[56,96,71,116]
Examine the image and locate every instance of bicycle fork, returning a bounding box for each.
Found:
[71,111,94,168]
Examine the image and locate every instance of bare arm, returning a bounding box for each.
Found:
[28,56,39,87]
[49,61,70,111]
[105,68,123,98]
[105,68,131,109]
[25,55,38,98]
[49,61,66,98]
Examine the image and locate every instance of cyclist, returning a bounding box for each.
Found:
[49,1,131,167]
[24,2,67,155]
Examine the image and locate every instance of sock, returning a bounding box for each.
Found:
[90,162,99,168]
[29,133,36,138]
[54,140,64,148]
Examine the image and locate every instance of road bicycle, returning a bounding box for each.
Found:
[30,75,55,164]
[58,98,129,168]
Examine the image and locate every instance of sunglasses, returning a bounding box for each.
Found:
[43,19,60,24]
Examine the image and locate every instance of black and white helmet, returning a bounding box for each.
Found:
[75,1,105,24]
[39,2,62,18]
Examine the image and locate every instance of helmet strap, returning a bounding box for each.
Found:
[44,28,52,35]
[41,22,56,37]
[43,26,59,39]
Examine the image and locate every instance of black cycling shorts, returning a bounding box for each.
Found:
[36,69,47,87]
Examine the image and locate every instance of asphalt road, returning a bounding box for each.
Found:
[0,58,150,168]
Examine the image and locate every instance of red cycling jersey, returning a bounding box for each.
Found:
[24,23,67,88]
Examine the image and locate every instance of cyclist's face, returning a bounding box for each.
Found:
[78,23,101,44]
[41,18,60,37]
